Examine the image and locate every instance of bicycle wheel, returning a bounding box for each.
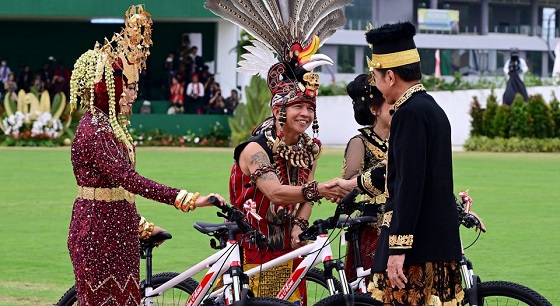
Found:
[296,267,344,305]
[313,292,383,306]
[56,273,198,306]
[145,272,198,305]
[471,281,552,306]
[55,286,77,306]
[245,297,297,305]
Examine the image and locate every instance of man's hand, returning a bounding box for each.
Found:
[195,193,226,207]
[290,226,307,249]
[387,254,407,289]
[319,178,356,203]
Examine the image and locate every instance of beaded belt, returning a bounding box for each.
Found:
[77,186,136,204]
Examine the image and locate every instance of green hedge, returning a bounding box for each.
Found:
[464,136,560,152]
[466,92,560,152]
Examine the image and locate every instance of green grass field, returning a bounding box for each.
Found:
[0,147,558,305]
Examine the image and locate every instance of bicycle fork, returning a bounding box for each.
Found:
[460,255,481,306]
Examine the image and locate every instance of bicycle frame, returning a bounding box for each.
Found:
[205,232,351,301]
[142,238,242,306]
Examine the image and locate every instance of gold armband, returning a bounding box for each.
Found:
[174,190,188,209]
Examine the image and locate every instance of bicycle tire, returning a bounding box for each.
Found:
[244,297,296,306]
[54,272,198,306]
[301,267,344,305]
[313,292,383,306]
[472,281,552,306]
[55,286,77,306]
[144,272,198,305]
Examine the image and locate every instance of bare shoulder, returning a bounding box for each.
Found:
[239,142,271,169]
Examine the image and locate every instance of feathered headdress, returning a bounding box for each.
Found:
[204,0,351,109]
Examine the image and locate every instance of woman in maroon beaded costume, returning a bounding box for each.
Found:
[67,6,225,305]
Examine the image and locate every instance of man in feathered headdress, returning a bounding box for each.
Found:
[205,0,354,304]
[366,22,464,305]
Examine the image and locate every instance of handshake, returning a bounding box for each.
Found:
[317,177,359,203]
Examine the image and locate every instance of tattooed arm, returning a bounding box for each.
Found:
[239,142,350,205]
[238,142,305,205]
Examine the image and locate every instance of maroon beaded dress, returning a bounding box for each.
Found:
[68,107,180,305]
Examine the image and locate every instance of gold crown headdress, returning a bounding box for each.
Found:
[69,4,153,149]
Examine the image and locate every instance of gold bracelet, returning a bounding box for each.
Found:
[140,222,154,239]
[138,216,148,232]
[181,192,194,212]
[174,190,188,210]
[187,192,200,212]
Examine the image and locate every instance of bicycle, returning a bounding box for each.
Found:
[312,191,553,306]
[194,189,381,306]
[56,199,293,306]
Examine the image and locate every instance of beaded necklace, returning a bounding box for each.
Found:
[264,127,321,186]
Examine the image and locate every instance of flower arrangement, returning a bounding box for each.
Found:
[1,89,72,146]
[2,111,64,146]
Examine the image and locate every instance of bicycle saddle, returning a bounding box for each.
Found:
[336,216,377,228]
[193,221,239,234]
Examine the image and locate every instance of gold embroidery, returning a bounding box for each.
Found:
[382,211,392,227]
[360,171,383,196]
[375,194,386,204]
[367,48,420,69]
[364,140,386,161]
[389,234,413,249]
[393,83,426,113]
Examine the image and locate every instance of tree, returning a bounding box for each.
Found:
[469,96,483,136]
[509,94,530,138]
[481,90,498,137]
[549,92,560,138]
[493,104,510,138]
[527,94,555,138]
[228,76,271,146]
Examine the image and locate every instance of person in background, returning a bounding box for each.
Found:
[189,46,204,73]
[0,58,12,98]
[163,51,177,100]
[38,60,53,96]
[503,48,529,79]
[185,73,204,114]
[366,21,463,305]
[17,64,33,92]
[4,72,18,101]
[224,89,239,114]
[341,73,392,284]
[502,48,529,105]
[207,82,225,114]
[52,61,71,96]
[32,73,45,93]
[66,6,226,305]
[169,76,185,114]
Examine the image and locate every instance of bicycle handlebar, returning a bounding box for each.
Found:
[208,196,269,249]
[299,189,365,241]
[456,194,486,232]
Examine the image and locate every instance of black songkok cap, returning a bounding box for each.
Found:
[365,21,420,69]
